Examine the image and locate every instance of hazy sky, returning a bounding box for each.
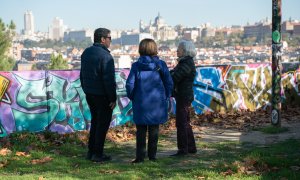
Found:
[0,0,299,33]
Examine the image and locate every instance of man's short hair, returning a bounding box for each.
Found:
[138,38,158,56]
[94,28,111,43]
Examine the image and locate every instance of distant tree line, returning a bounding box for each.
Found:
[23,38,92,50]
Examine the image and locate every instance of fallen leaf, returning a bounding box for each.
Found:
[99,170,120,174]
[15,151,30,157]
[195,176,205,180]
[221,169,234,176]
[0,160,9,168]
[0,148,12,156]
[116,132,123,138]
[30,156,53,164]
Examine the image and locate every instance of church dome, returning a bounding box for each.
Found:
[154,13,165,26]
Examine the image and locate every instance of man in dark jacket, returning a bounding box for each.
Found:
[80,28,116,162]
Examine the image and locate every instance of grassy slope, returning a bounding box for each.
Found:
[0,131,299,180]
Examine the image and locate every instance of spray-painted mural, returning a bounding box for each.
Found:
[0,71,90,137]
[193,64,274,114]
[0,63,299,137]
[193,63,299,114]
[0,69,137,137]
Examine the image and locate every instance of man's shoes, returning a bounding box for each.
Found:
[131,158,144,163]
[85,151,93,160]
[149,157,157,161]
[170,151,188,157]
[91,154,111,162]
[188,149,197,154]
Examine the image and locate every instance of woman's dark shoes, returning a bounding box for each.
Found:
[170,151,188,157]
[131,158,144,163]
[91,154,111,162]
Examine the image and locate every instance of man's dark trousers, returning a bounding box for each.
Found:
[175,96,197,154]
[86,94,112,156]
[136,125,159,160]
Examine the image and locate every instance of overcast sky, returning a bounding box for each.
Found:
[0,0,299,33]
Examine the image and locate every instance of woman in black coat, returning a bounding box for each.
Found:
[170,40,197,156]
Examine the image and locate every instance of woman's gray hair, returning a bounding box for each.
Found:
[178,40,196,58]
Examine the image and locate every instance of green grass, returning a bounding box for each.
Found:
[254,125,289,134]
[0,131,300,179]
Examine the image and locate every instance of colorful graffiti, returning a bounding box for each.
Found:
[193,64,273,114]
[0,63,299,137]
[193,63,299,115]
[0,69,135,137]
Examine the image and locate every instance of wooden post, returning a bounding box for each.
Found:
[271,0,282,126]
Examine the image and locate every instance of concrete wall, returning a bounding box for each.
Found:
[0,63,299,137]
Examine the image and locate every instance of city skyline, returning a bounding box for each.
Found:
[0,0,300,33]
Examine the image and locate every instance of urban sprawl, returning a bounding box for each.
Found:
[12,11,300,71]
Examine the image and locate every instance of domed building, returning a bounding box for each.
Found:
[153,13,166,29]
[139,13,177,41]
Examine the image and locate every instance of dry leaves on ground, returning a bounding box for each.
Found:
[30,156,53,164]
[0,106,299,146]
[192,106,300,132]
[0,160,9,168]
[107,126,135,142]
[15,151,30,157]
[221,169,234,176]
[0,148,12,156]
[194,176,206,180]
[99,170,120,174]
[233,157,271,175]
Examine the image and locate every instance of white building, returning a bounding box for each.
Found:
[111,30,122,40]
[49,17,65,40]
[23,11,35,35]
[114,55,132,68]
[120,33,153,46]
[183,30,200,42]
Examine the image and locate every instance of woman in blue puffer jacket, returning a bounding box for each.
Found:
[126,38,173,163]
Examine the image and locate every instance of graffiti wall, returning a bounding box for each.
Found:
[0,63,299,137]
[192,63,299,114]
[0,69,136,137]
[0,71,89,137]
